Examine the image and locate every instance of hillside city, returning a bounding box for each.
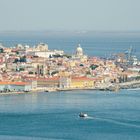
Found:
[0,43,140,93]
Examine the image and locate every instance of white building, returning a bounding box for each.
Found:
[72,44,87,59]
[76,44,83,57]
[27,43,64,58]
[34,50,64,58]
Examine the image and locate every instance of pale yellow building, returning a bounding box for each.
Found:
[70,77,94,89]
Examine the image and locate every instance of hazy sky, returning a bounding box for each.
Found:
[0,0,140,31]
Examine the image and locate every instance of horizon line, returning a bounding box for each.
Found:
[1,30,140,33]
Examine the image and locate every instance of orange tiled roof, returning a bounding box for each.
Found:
[24,76,59,81]
[0,81,11,85]
[71,76,103,81]
[0,81,30,85]
[12,82,30,85]
[72,76,93,81]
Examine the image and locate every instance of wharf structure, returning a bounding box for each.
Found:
[0,43,140,93]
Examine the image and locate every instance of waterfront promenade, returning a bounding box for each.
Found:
[1,79,140,96]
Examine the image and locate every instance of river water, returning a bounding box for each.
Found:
[0,90,140,140]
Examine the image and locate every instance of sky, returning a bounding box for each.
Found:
[0,0,140,31]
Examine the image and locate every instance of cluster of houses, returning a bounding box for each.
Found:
[0,43,140,93]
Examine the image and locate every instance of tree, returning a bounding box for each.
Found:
[51,71,59,76]
[14,58,19,63]
[20,56,26,62]
[29,71,34,74]
[90,64,98,70]
[80,64,84,66]
[0,48,4,53]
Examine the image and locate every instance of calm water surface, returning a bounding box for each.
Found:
[0,90,140,140]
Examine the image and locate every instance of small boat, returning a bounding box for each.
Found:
[79,112,88,118]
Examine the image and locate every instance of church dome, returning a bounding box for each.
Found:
[76,44,83,56]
